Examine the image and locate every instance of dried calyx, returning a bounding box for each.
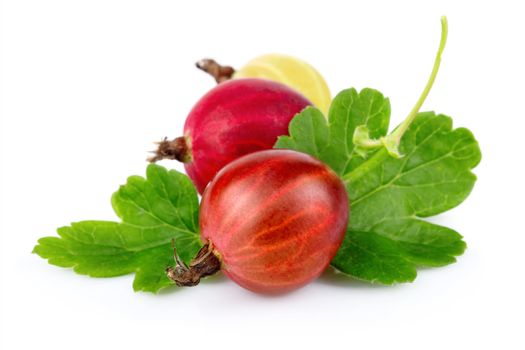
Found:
[196,58,235,83]
[148,136,191,163]
[166,241,221,287]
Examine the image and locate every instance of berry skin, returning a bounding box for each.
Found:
[233,54,332,115]
[199,149,349,294]
[151,79,311,194]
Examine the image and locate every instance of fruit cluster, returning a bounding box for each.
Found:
[34,17,481,295]
[151,15,450,294]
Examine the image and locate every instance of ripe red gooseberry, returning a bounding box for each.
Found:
[166,149,349,294]
[149,79,311,193]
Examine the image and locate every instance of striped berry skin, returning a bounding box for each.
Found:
[199,150,349,294]
[183,79,311,193]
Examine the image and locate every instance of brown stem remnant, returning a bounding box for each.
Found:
[166,241,222,287]
[196,58,235,83]
[148,136,190,163]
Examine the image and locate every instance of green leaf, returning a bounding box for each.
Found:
[333,221,466,284]
[332,230,417,284]
[275,106,329,159]
[276,88,391,174]
[346,112,481,222]
[33,164,202,293]
[275,90,481,284]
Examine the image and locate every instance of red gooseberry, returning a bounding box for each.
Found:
[149,79,311,193]
[167,149,349,294]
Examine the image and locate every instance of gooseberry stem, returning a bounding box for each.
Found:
[196,58,235,83]
[391,16,448,143]
[354,16,448,158]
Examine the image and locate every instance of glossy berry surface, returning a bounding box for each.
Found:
[183,79,311,193]
[199,150,349,294]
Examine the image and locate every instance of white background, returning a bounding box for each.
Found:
[1,0,524,349]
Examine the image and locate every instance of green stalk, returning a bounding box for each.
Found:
[342,148,389,185]
[353,16,449,158]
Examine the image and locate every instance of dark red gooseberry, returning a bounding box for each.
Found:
[149,79,311,193]
[167,149,349,294]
